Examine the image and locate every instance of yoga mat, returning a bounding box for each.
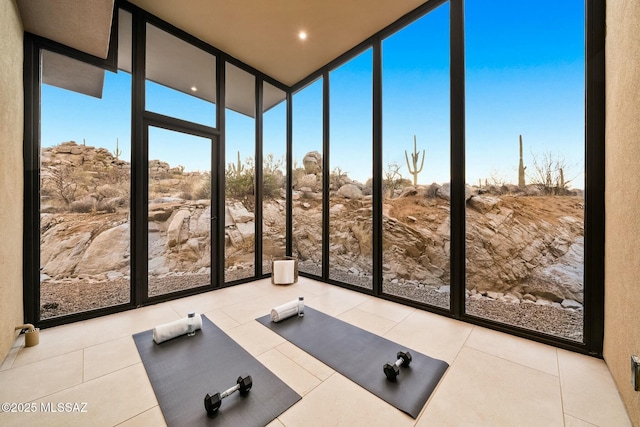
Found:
[256,307,448,419]
[133,315,301,427]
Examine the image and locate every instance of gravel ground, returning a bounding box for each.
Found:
[383,281,583,342]
[40,274,583,342]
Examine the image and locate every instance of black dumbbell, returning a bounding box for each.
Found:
[383,351,412,381]
[204,374,253,415]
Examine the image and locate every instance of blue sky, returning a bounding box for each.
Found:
[41,0,585,188]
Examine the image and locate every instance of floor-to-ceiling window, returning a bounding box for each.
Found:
[262,83,288,273]
[381,2,451,309]
[328,49,374,290]
[145,20,218,297]
[464,0,585,342]
[224,63,257,282]
[147,128,213,297]
[292,78,324,277]
[38,10,132,319]
[26,1,603,354]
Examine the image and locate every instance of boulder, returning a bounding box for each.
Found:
[193,205,211,236]
[436,183,472,201]
[468,196,502,214]
[298,173,319,191]
[303,151,322,174]
[228,202,254,223]
[75,224,130,275]
[167,209,191,248]
[337,183,363,199]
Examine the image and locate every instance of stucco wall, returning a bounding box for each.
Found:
[604,0,640,424]
[0,0,24,362]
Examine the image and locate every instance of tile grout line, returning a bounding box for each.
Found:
[273,344,333,384]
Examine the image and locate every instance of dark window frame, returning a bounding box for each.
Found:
[24,0,605,357]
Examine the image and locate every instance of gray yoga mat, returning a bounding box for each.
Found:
[133,315,301,427]
[256,306,448,419]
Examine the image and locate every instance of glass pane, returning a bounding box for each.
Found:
[329,49,373,289]
[148,127,212,297]
[39,10,132,319]
[292,79,323,277]
[225,63,256,282]
[382,3,451,309]
[465,0,585,342]
[262,83,287,274]
[146,23,216,126]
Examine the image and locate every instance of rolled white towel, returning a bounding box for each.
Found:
[153,313,203,344]
[273,260,295,284]
[271,299,302,322]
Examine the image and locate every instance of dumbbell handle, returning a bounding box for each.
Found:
[220,383,240,399]
[393,357,404,368]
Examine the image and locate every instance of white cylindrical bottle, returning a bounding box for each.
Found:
[187,312,196,336]
[298,296,304,317]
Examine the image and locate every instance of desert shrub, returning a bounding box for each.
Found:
[226,156,255,198]
[95,199,117,213]
[226,169,254,198]
[196,172,211,199]
[70,199,94,213]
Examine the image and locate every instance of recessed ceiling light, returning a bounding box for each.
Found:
[298,31,307,40]
[191,86,197,92]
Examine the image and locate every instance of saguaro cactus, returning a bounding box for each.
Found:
[230,151,244,177]
[405,135,425,186]
[518,134,526,188]
[114,138,122,161]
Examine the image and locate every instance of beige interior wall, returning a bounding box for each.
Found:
[604,0,640,424]
[0,0,24,361]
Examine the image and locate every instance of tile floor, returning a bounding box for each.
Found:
[0,278,632,426]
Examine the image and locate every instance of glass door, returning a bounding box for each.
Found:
[147,126,215,297]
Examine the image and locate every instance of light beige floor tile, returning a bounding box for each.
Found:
[207,282,272,308]
[0,350,83,403]
[558,349,632,427]
[21,363,158,427]
[117,406,167,427]
[336,308,398,336]
[278,373,414,427]
[12,322,89,367]
[355,297,415,323]
[564,414,597,426]
[221,292,302,325]
[384,309,472,363]
[275,341,334,381]
[225,321,285,356]
[84,336,140,381]
[167,292,222,317]
[257,348,321,396]
[12,333,25,348]
[266,417,286,427]
[90,303,182,338]
[418,347,564,427]
[305,286,371,316]
[0,345,20,371]
[201,308,240,331]
[295,277,331,296]
[465,326,559,376]
[169,281,273,314]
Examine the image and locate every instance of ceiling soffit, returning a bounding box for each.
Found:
[17,0,115,59]
[128,0,430,86]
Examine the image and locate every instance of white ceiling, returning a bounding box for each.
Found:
[127,0,430,86]
[18,0,431,115]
